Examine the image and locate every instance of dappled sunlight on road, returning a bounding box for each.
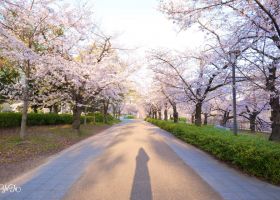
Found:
[2,120,279,200]
[64,120,222,200]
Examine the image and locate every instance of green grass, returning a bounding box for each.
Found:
[146,118,280,185]
[0,123,113,164]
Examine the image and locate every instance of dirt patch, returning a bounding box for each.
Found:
[0,124,112,183]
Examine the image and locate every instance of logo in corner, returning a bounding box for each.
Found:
[0,184,21,193]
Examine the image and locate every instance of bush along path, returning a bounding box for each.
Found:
[0,112,118,127]
[146,118,280,185]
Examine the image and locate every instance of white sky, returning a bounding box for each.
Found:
[86,0,206,90]
[92,0,204,51]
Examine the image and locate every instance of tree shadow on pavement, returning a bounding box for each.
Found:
[130,147,152,200]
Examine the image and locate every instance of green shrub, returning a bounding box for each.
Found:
[146,118,280,185]
[0,112,22,127]
[124,115,135,119]
[0,112,117,127]
[27,113,73,125]
[169,117,186,122]
[0,113,74,127]
[179,117,187,122]
[86,112,114,123]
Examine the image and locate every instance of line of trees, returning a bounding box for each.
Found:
[145,0,280,141]
[0,0,130,139]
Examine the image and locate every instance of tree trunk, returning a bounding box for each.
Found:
[191,114,195,124]
[173,111,178,123]
[49,106,53,113]
[118,109,121,119]
[204,113,208,125]
[103,106,105,124]
[269,95,280,141]
[195,102,202,126]
[172,104,178,123]
[72,104,83,130]
[266,62,280,141]
[32,106,38,113]
[148,109,152,118]
[164,109,168,121]
[220,119,227,127]
[20,97,28,139]
[103,100,109,123]
[158,110,162,120]
[249,114,257,132]
[154,111,158,119]
[53,104,59,114]
[112,105,116,119]
[20,75,29,139]
[220,111,231,127]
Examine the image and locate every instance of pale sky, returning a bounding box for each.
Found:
[92,0,204,52]
[86,0,205,90]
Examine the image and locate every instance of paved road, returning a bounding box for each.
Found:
[1,120,280,200]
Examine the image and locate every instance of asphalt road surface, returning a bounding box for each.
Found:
[1,120,280,200]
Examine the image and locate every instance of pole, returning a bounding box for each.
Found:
[231,53,238,135]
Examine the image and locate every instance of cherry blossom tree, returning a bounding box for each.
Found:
[0,0,98,137]
[159,0,280,140]
[141,83,175,121]
[0,0,131,137]
[148,49,233,126]
[238,85,270,132]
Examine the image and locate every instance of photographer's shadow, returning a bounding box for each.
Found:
[130,148,152,200]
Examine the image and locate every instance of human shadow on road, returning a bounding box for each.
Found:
[130,148,152,200]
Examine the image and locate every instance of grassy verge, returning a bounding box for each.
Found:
[146,118,280,185]
[0,122,118,182]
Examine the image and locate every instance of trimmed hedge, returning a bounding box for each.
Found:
[0,112,22,127]
[146,118,280,185]
[28,113,73,125]
[170,117,187,122]
[124,115,135,119]
[0,113,73,127]
[179,117,187,122]
[0,112,115,127]
[86,112,114,122]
